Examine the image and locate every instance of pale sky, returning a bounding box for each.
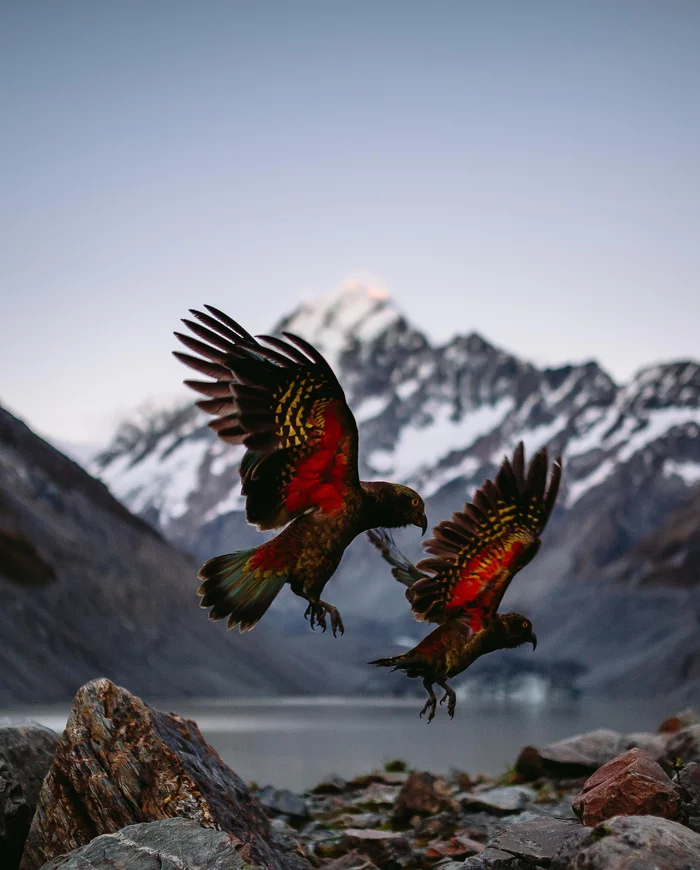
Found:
[1,1,699,444]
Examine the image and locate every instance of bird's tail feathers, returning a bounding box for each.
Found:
[366,529,427,588]
[369,651,414,671]
[197,544,287,632]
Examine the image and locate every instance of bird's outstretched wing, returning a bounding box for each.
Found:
[366,529,429,588]
[175,306,360,530]
[409,443,561,630]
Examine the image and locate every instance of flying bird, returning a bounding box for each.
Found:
[174,305,427,636]
[367,443,561,721]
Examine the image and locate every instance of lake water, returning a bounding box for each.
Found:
[7,694,671,792]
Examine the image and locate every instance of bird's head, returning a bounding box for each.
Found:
[497,613,538,651]
[364,482,428,534]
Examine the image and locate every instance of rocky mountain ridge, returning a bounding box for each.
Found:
[92,285,700,542]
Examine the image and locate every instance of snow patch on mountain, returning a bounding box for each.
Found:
[354,394,392,423]
[664,458,700,485]
[369,397,515,483]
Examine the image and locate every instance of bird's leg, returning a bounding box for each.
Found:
[419,678,437,723]
[303,599,344,636]
[437,680,457,719]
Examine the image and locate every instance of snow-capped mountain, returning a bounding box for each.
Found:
[88,283,700,701]
[91,282,700,548]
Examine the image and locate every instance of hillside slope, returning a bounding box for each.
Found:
[0,405,361,704]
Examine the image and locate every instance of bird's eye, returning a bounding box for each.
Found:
[522,620,528,628]
[411,497,420,507]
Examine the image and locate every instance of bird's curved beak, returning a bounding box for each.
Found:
[529,632,538,651]
[413,513,428,536]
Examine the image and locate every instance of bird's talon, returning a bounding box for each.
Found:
[419,699,436,722]
[330,610,345,637]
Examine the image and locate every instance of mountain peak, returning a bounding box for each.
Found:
[276,279,401,367]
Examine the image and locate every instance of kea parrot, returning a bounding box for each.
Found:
[174,305,428,636]
[367,443,561,720]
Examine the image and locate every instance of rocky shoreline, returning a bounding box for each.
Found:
[1,680,699,869]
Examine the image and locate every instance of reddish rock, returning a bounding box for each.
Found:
[514,745,545,781]
[391,771,459,827]
[659,716,684,734]
[19,679,308,870]
[572,747,681,826]
[658,707,700,734]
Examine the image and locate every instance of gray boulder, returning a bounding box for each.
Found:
[0,719,58,870]
[664,724,700,768]
[488,818,588,867]
[39,817,262,869]
[516,729,625,780]
[551,814,700,869]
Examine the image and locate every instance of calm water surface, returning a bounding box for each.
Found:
[10,696,670,792]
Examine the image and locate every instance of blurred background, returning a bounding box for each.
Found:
[1,1,699,788]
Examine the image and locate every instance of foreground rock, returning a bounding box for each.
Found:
[20,679,308,870]
[572,748,681,826]
[551,814,700,869]
[39,818,262,869]
[0,719,58,870]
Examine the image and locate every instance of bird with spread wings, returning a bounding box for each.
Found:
[367,443,561,721]
[174,306,428,636]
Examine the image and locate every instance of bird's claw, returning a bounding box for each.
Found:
[304,602,344,636]
[441,691,456,719]
[330,609,345,637]
[420,698,436,723]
